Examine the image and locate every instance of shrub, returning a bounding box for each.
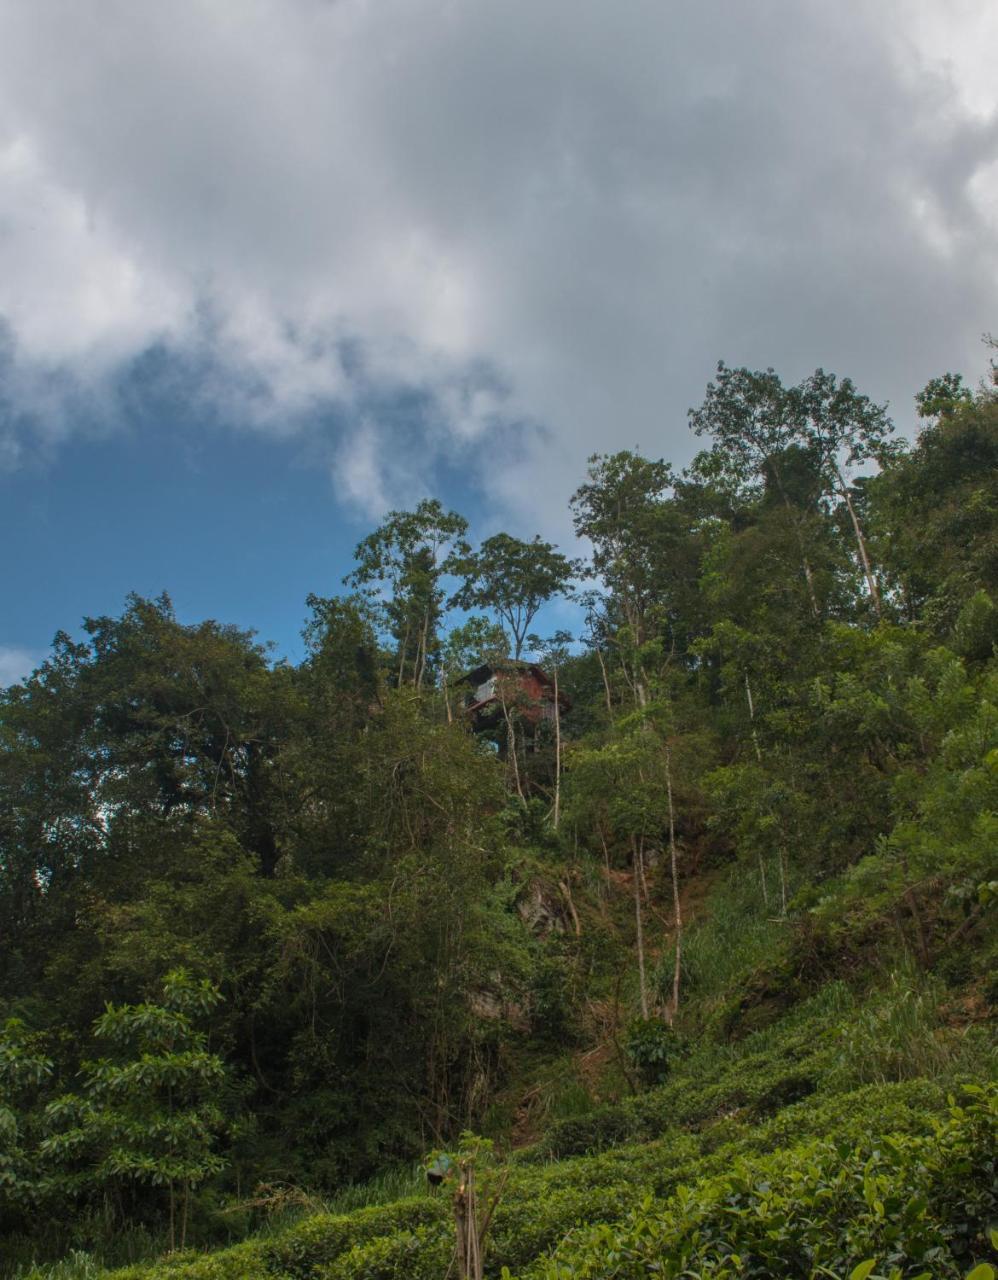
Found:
[525,1084,997,1279]
[624,1019,685,1086]
[260,1199,446,1279]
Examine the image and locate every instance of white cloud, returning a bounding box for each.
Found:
[0,0,995,528]
[0,646,41,687]
[332,418,391,516]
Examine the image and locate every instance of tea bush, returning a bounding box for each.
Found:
[522,1084,997,1280]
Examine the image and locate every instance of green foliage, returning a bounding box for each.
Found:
[528,1084,997,1280]
[826,967,996,1089]
[3,350,998,1275]
[868,393,998,630]
[41,971,228,1251]
[344,498,469,687]
[451,533,578,660]
[95,1071,979,1280]
[915,372,973,421]
[0,1019,53,1210]
[623,1019,684,1086]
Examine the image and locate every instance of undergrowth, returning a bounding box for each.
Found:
[10,875,994,1280]
[19,972,986,1280]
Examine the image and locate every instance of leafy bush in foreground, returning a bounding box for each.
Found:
[523,1085,997,1280]
[92,1076,978,1280]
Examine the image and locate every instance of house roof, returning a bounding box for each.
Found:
[459,660,571,714]
[460,660,554,688]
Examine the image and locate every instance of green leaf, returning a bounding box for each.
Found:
[964,1267,995,1280]
[850,1262,877,1280]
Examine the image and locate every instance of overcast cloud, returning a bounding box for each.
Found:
[0,0,996,531]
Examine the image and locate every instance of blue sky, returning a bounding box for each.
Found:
[3,411,360,667]
[1,344,568,671]
[1,359,516,669]
[2,1,997,683]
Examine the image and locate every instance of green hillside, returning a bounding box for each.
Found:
[2,362,996,1278]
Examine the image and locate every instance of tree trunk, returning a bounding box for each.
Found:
[415,607,432,688]
[800,554,820,620]
[772,465,821,619]
[599,826,612,883]
[500,691,526,806]
[397,618,411,689]
[744,673,768,906]
[552,664,562,829]
[632,836,649,1019]
[559,878,581,936]
[778,845,788,916]
[180,1183,190,1251]
[665,740,682,1023]
[595,646,614,717]
[745,672,763,764]
[836,467,882,618]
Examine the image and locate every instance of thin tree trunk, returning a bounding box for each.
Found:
[599,826,612,883]
[664,740,682,1023]
[413,628,423,690]
[595,646,614,717]
[772,466,821,619]
[800,554,820,620]
[744,672,769,906]
[632,836,649,1019]
[415,607,431,688]
[637,832,651,902]
[454,1170,472,1279]
[397,617,411,689]
[778,846,788,916]
[501,692,526,806]
[559,878,582,936]
[627,607,649,709]
[745,672,763,764]
[168,1181,176,1253]
[837,469,882,618]
[553,663,562,829]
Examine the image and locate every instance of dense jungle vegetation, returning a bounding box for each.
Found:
[2,359,996,1279]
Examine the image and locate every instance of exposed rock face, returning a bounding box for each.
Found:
[468,988,503,1021]
[468,974,529,1031]
[516,880,566,935]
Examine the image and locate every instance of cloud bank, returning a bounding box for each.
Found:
[0,0,996,525]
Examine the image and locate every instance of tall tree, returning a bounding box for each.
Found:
[868,385,998,630]
[571,452,675,705]
[690,364,824,617]
[451,533,577,660]
[793,368,895,617]
[526,630,573,829]
[346,499,468,688]
[43,970,227,1252]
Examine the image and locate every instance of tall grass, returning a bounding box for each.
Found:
[674,866,791,1010]
[10,1251,103,1280]
[830,963,998,1088]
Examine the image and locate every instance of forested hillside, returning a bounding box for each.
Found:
[2,361,996,1279]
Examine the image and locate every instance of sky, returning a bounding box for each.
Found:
[1,0,997,680]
